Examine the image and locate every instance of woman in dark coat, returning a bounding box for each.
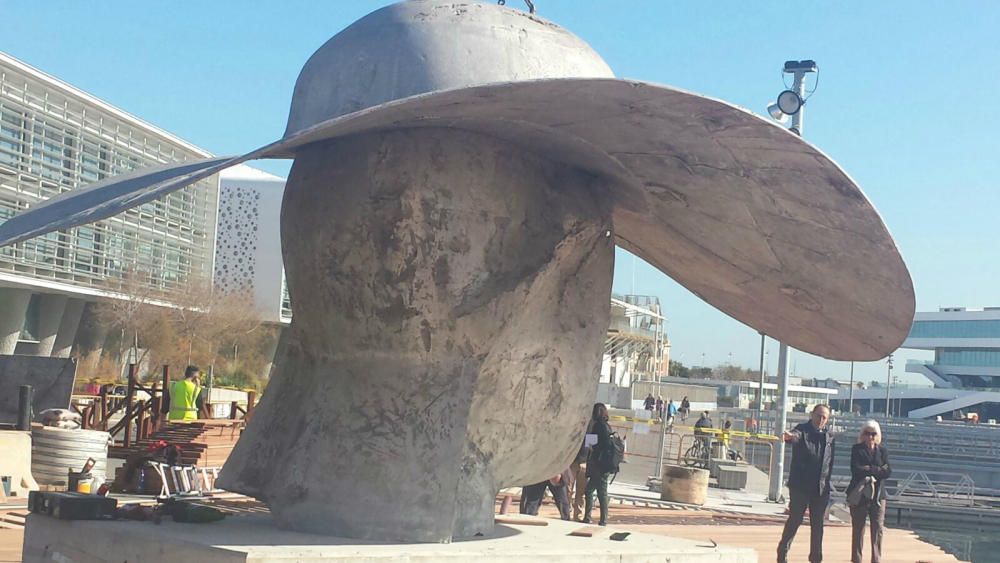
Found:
[848,420,891,563]
[583,402,613,526]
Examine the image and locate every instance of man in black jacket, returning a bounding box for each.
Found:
[777,404,835,563]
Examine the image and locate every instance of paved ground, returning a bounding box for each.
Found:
[0,529,22,563]
[1,486,962,562]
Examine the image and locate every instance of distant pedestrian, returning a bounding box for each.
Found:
[777,404,835,563]
[643,393,656,411]
[655,395,664,417]
[666,399,678,431]
[583,403,613,526]
[680,396,691,422]
[848,420,890,563]
[520,468,572,520]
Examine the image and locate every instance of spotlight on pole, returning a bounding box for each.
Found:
[767,102,789,123]
[765,60,817,130]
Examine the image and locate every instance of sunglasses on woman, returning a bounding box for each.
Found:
[863,431,877,437]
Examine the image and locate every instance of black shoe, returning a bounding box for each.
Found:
[599,520,607,526]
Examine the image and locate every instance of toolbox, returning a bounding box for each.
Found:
[28,491,117,520]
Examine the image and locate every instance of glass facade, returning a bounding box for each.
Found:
[0,56,218,298]
[908,320,1000,339]
[280,273,293,320]
[938,349,1000,368]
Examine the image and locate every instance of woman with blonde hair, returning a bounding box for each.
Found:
[848,420,891,563]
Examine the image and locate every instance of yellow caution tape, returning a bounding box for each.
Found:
[608,415,778,441]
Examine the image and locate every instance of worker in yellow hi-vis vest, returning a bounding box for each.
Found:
[164,365,206,422]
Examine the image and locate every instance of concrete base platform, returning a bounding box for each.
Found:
[23,513,757,562]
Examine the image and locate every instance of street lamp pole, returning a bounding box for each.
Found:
[767,60,815,502]
[885,354,894,417]
[756,332,766,430]
[848,361,855,415]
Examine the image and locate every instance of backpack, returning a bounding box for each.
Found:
[595,432,626,480]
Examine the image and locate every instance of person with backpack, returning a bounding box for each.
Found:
[583,403,614,526]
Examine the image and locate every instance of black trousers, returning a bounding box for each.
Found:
[850,498,886,563]
[519,481,571,520]
[777,488,829,563]
[584,471,610,524]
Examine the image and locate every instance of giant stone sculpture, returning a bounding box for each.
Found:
[0,0,914,543]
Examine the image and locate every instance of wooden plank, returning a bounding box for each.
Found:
[568,526,603,537]
[495,516,548,526]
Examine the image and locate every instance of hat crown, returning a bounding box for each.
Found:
[284,0,614,137]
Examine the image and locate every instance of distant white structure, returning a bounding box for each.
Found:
[837,307,1000,420]
[601,294,669,386]
[214,165,290,324]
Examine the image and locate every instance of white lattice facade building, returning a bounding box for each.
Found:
[0,51,289,361]
[0,52,223,357]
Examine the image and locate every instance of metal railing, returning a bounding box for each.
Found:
[832,471,977,507]
[71,364,256,446]
[891,471,977,506]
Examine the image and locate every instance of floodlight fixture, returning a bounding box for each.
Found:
[767,102,789,123]
[776,89,803,115]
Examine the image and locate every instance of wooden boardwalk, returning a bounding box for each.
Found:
[527,501,964,562]
[633,524,960,563]
[0,529,21,563]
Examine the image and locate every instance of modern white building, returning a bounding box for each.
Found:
[0,52,293,367]
[0,52,219,358]
[836,307,1000,420]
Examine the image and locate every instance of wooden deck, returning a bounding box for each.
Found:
[632,524,960,563]
[0,529,21,563]
[527,501,964,562]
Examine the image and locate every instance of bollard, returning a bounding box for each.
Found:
[661,464,709,505]
[246,391,257,422]
[17,385,33,431]
[123,364,136,447]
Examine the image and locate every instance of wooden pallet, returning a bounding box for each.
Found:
[0,510,28,530]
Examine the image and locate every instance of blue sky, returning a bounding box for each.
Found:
[3,1,998,385]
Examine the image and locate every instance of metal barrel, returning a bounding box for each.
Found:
[31,426,110,485]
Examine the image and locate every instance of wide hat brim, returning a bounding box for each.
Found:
[0,77,914,361]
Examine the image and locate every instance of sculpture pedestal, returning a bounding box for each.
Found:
[22,513,757,563]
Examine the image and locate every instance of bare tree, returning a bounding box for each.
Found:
[94,268,165,377]
[92,269,277,389]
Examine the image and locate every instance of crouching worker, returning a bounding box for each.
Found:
[519,468,573,520]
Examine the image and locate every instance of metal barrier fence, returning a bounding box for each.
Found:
[832,470,978,507]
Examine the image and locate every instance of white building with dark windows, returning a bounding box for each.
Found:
[0,52,220,358]
[836,307,1000,420]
